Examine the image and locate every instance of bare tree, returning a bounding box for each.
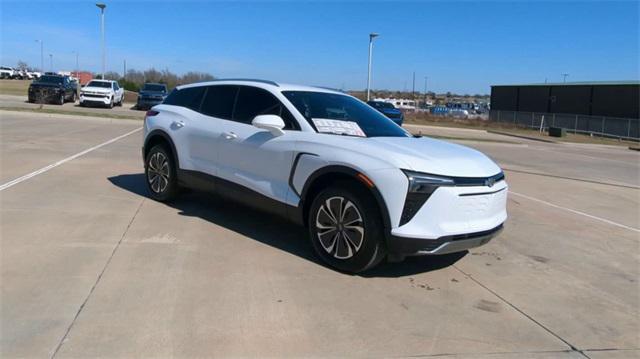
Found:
[16,61,28,71]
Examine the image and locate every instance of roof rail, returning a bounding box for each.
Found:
[211,78,279,87]
[315,86,345,93]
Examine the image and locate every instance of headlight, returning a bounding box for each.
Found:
[403,170,454,194]
[400,170,455,225]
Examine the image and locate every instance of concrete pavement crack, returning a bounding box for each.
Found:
[453,264,592,359]
[49,198,145,359]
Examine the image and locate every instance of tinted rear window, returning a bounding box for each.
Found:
[164,86,206,111]
[200,85,238,120]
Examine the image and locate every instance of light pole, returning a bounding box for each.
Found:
[35,40,44,73]
[366,32,379,101]
[561,73,569,83]
[424,76,429,104]
[96,3,106,79]
[49,54,53,72]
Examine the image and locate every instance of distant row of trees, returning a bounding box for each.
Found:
[104,68,215,92]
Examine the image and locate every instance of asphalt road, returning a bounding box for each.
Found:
[1,110,638,358]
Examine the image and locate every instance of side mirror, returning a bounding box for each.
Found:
[252,114,285,136]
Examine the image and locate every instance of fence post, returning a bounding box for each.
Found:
[497,110,501,123]
[574,115,578,134]
[531,112,535,128]
[601,117,605,135]
[628,118,631,138]
[513,111,517,126]
[552,113,556,127]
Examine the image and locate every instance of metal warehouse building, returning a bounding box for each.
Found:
[490,81,640,139]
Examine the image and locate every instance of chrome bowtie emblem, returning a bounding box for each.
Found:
[485,178,495,187]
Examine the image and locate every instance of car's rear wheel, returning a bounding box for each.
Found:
[308,184,386,273]
[145,145,178,202]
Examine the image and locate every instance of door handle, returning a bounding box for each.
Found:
[172,121,185,128]
[223,132,238,140]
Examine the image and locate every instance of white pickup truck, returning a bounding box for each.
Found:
[79,79,125,108]
[0,67,15,79]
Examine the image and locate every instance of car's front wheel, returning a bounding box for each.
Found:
[308,184,387,273]
[145,145,178,202]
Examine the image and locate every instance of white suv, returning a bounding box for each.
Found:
[142,79,507,272]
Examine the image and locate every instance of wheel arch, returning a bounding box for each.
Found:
[143,129,180,169]
[299,165,391,235]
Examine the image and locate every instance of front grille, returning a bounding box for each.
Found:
[84,94,107,98]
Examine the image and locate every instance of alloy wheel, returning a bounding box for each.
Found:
[147,152,170,193]
[315,196,365,259]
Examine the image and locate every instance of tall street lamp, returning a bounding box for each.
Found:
[35,40,44,73]
[96,3,106,79]
[366,32,379,101]
[561,73,569,83]
[424,76,429,104]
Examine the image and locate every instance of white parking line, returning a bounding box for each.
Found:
[509,191,640,233]
[0,127,141,192]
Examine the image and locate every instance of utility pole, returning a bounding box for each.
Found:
[561,73,569,83]
[123,59,126,79]
[424,76,429,104]
[412,71,416,99]
[35,40,44,73]
[366,32,379,101]
[49,54,53,72]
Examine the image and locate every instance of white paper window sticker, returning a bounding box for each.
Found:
[312,118,366,137]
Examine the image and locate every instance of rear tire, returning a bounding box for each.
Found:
[145,145,178,202]
[308,183,387,273]
[58,93,65,105]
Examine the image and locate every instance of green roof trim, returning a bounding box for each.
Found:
[492,80,640,87]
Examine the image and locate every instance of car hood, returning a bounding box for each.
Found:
[30,82,61,88]
[82,86,111,93]
[368,136,501,177]
[139,91,166,96]
[381,108,402,115]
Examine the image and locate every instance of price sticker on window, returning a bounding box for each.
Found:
[312,119,366,137]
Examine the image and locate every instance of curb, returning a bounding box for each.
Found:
[487,130,558,144]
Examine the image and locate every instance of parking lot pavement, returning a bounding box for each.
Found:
[1,112,638,358]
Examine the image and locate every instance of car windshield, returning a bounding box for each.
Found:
[370,101,396,109]
[37,76,63,84]
[87,81,111,88]
[283,91,409,138]
[142,84,166,92]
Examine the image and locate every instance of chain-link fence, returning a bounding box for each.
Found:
[489,110,639,141]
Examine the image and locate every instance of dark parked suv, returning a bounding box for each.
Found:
[367,101,404,126]
[137,83,168,110]
[28,75,77,105]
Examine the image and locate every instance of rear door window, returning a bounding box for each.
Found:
[200,85,238,120]
[164,86,207,111]
[233,86,298,129]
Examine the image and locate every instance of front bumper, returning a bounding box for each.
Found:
[137,98,163,109]
[28,88,62,102]
[80,94,111,105]
[387,179,508,255]
[389,224,503,256]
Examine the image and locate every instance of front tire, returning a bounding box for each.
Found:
[58,93,65,105]
[308,184,386,273]
[108,96,114,108]
[145,145,178,202]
